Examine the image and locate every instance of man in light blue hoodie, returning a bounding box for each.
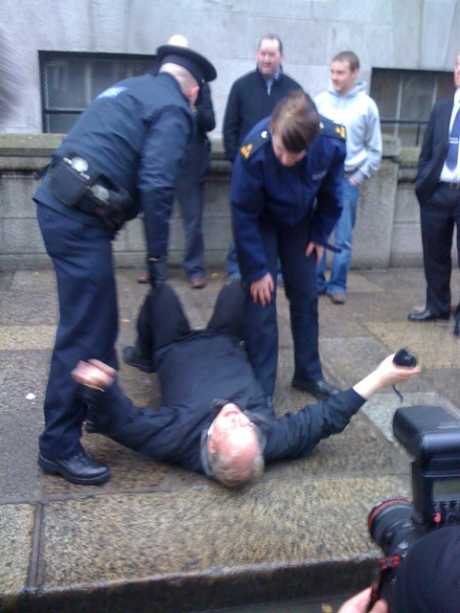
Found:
[316,51,382,304]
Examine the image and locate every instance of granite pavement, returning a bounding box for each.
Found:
[1,267,460,612]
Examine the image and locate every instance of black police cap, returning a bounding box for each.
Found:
[157,44,217,84]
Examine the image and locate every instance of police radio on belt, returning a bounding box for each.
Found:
[46,154,133,231]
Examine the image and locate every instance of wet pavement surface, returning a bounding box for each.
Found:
[1,267,460,612]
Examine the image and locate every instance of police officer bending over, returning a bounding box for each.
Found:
[34,43,217,485]
[71,283,418,489]
[231,90,347,402]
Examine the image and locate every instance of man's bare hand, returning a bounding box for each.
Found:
[305,241,324,263]
[374,353,421,388]
[250,273,274,306]
[353,353,421,400]
[72,360,116,391]
[337,587,388,613]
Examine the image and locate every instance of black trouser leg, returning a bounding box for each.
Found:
[150,284,191,351]
[420,187,456,314]
[206,281,246,338]
[136,293,154,358]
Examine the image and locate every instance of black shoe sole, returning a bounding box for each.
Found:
[38,454,111,485]
[123,358,155,373]
[408,313,450,322]
[291,380,332,400]
[84,420,99,434]
[122,348,155,373]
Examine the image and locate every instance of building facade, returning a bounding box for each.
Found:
[1,0,459,143]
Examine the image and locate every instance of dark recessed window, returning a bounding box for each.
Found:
[370,68,454,146]
[39,51,157,133]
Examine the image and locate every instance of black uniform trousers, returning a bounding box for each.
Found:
[136,281,245,358]
[37,204,118,459]
[244,216,322,398]
[420,183,460,315]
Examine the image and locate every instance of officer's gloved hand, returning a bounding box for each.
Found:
[147,257,167,288]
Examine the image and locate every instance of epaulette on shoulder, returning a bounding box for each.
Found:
[239,128,270,160]
[320,117,346,141]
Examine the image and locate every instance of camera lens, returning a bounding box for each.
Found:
[368,497,414,555]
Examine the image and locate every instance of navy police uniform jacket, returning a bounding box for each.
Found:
[34,72,193,258]
[87,331,365,474]
[231,116,346,283]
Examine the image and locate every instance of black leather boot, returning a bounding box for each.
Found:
[38,449,110,485]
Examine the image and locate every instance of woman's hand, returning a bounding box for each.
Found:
[306,241,324,263]
[250,273,274,306]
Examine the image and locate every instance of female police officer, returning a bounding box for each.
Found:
[231,90,346,401]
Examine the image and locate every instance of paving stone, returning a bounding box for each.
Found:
[40,476,408,588]
[2,268,460,610]
[0,503,35,597]
[366,320,460,368]
[0,291,58,324]
[0,350,48,416]
[0,351,48,500]
[0,325,56,351]
[358,268,427,292]
[342,272,385,293]
[343,290,424,323]
[0,271,13,292]
[317,337,389,387]
[10,270,57,293]
[362,390,460,445]
[40,435,171,498]
[421,368,460,412]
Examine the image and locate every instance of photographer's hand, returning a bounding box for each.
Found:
[337,587,388,613]
[353,353,421,400]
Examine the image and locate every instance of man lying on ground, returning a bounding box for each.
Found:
[70,282,419,488]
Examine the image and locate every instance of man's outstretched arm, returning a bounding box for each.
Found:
[264,354,420,462]
[73,360,181,462]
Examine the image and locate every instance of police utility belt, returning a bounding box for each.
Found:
[44,156,133,232]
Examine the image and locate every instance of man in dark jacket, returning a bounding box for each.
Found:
[175,80,215,288]
[73,283,419,489]
[35,44,217,486]
[223,34,302,279]
[408,54,460,336]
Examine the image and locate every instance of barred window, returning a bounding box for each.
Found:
[39,51,156,133]
[370,68,453,146]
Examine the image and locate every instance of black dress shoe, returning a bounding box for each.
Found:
[38,450,110,485]
[291,377,340,400]
[122,345,155,373]
[407,308,450,322]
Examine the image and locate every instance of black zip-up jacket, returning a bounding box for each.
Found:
[87,332,365,475]
[223,68,302,162]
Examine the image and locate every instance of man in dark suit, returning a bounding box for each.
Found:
[408,54,460,336]
[75,282,419,489]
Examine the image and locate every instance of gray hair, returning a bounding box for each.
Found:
[208,438,265,489]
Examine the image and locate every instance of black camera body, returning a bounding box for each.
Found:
[367,404,460,609]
